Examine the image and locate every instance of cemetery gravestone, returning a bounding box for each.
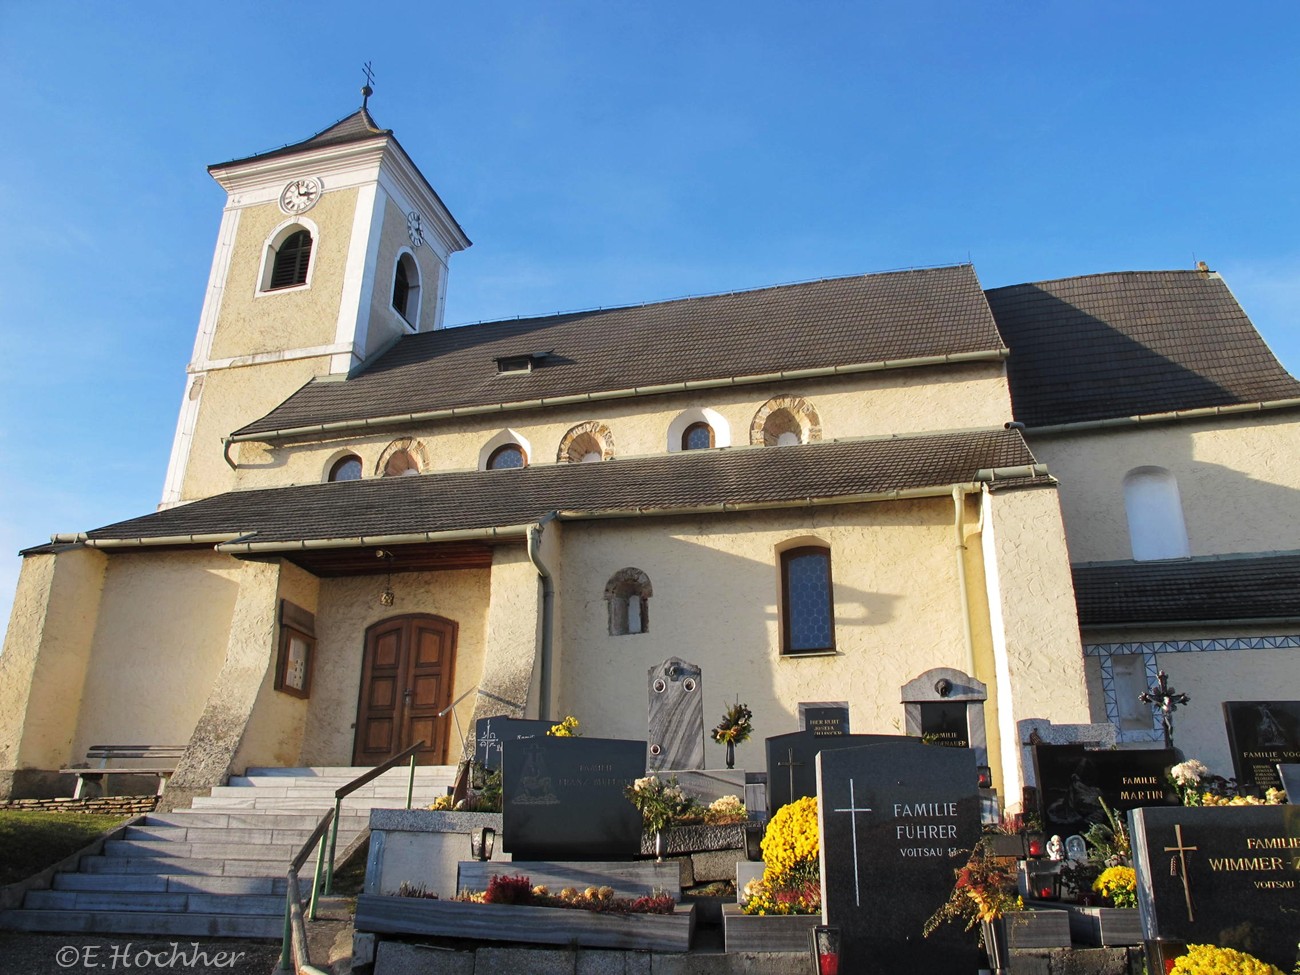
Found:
[501,736,645,861]
[1130,805,1300,972]
[765,731,915,816]
[799,702,850,737]
[1223,701,1300,791]
[1033,744,1179,837]
[901,667,989,766]
[647,657,704,771]
[918,702,970,748]
[1278,764,1300,801]
[817,741,980,975]
[473,715,553,771]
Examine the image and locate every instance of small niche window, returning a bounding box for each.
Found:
[682,422,714,451]
[558,421,615,463]
[392,252,420,325]
[606,568,652,635]
[751,395,822,447]
[383,449,420,477]
[268,229,313,290]
[780,546,835,655]
[1123,466,1190,561]
[487,444,527,470]
[328,455,363,482]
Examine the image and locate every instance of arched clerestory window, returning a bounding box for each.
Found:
[751,395,822,446]
[328,454,363,482]
[1123,467,1190,561]
[606,568,652,635]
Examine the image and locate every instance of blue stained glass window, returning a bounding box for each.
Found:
[488,444,526,470]
[781,547,834,654]
[682,422,713,450]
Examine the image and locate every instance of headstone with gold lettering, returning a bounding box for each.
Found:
[1033,745,1179,837]
[1223,701,1300,791]
[817,741,980,974]
[1130,806,1300,972]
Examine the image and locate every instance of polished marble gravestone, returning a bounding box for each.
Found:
[501,736,645,861]
[1033,744,1179,837]
[473,715,554,771]
[817,742,980,975]
[918,702,970,748]
[765,731,915,815]
[799,702,850,737]
[1130,805,1300,972]
[1279,764,1300,801]
[648,657,704,771]
[1223,701,1300,791]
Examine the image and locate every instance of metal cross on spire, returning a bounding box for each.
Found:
[361,61,376,109]
[1139,670,1190,750]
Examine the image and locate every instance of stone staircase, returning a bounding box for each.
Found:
[0,765,457,938]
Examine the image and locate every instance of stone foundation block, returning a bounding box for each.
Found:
[375,941,474,975]
[689,849,743,883]
[474,946,575,975]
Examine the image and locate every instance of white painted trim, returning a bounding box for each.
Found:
[667,407,731,451]
[478,429,532,470]
[330,183,383,375]
[163,205,242,507]
[255,217,320,296]
[981,488,1025,808]
[193,341,357,373]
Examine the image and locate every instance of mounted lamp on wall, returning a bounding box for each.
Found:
[377,549,396,606]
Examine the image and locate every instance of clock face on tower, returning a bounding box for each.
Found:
[406,210,425,248]
[279,177,322,214]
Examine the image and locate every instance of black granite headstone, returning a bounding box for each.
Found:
[1278,764,1299,801]
[1033,745,1179,837]
[803,705,850,737]
[501,736,645,861]
[473,715,553,771]
[918,702,969,748]
[1130,805,1300,972]
[817,742,980,975]
[765,731,915,816]
[1223,701,1300,791]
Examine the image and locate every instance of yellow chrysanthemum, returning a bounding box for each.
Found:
[1170,944,1284,975]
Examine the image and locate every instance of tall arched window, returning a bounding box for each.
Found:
[606,568,652,635]
[328,454,363,482]
[780,545,835,654]
[268,230,313,290]
[1123,467,1190,561]
[392,252,421,325]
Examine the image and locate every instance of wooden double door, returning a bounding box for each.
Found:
[353,614,457,766]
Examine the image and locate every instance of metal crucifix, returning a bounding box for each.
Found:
[1139,670,1190,750]
[1164,823,1198,922]
[777,748,805,803]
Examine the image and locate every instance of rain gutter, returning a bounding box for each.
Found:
[1028,397,1300,437]
[224,349,1010,449]
[526,512,560,723]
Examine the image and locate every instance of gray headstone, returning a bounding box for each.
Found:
[1032,745,1179,837]
[647,657,704,771]
[1223,701,1300,791]
[799,701,850,736]
[901,668,988,766]
[817,742,980,975]
[473,715,553,771]
[501,736,645,861]
[1278,764,1300,800]
[765,730,916,816]
[1130,805,1300,972]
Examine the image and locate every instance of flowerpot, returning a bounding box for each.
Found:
[992,910,1073,949]
[722,903,822,952]
[655,830,666,862]
[981,918,1010,974]
[1061,904,1142,946]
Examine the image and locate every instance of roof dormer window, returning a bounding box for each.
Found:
[495,350,554,374]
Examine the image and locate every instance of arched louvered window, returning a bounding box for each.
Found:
[269,230,313,290]
[393,261,411,318]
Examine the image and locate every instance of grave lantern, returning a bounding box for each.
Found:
[809,925,841,975]
[470,826,495,861]
[1024,832,1045,858]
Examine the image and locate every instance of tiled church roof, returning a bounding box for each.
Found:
[233,265,1007,439]
[85,429,1039,546]
[1072,554,1300,627]
[211,109,390,170]
[986,271,1300,428]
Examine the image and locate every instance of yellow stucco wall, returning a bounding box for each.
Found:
[1031,412,1300,564]
[70,551,241,758]
[229,561,321,772]
[0,548,106,771]
[234,364,1013,489]
[549,502,973,764]
[299,568,492,766]
[209,190,359,362]
[365,197,446,351]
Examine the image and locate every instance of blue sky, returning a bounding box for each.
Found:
[1,3,1298,625]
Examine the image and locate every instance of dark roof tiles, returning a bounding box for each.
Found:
[211,109,389,170]
[86,429,1036,545]
[234,265,1006,438]
[986,271,1300,427]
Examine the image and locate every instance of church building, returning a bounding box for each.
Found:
[3,105,1298,814]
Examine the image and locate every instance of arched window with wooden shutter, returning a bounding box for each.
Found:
[268,229,313,290]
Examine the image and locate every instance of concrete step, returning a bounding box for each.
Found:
[209,784,448,800]
[190,795,432,811]
[144,810,370,830]
[53,873,288,895]
[81,856,285,877]
[25,889,285,916]
[244,765,458,777]
[124,824,364,847]
[0,908,283,938]
[105,839,304,861]
[230,773,456,788]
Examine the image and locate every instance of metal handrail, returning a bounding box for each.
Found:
[278,740,428,974]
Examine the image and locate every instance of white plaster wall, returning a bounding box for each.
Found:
[71,551,241,757]
[229,561,320,772]
[300,568,491,766]
[1031,412,1300,564]
[551,503,973,769]
[0,548,106,770]
[235,364,1013,490]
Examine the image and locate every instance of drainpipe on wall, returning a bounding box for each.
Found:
[527,511,560,723]
[952,485,977,675]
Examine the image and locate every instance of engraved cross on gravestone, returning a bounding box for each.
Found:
[647,657,704,771]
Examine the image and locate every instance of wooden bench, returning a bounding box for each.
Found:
[60,745,186,798]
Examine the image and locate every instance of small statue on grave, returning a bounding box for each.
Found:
[1046,834,1066,862]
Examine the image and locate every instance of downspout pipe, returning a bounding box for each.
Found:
[527,512,560,723]
[952,485,977,675]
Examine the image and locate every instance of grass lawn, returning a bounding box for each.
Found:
[0,811,126,886]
